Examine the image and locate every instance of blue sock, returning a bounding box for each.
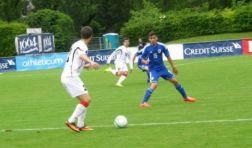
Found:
[142,88,153,103]
[175,83,187,99]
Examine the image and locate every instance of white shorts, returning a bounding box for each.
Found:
[115,63,128,72]
[61,76,88,98]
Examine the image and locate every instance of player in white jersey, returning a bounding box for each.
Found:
[105,37,133,87]
[61,26,99,132]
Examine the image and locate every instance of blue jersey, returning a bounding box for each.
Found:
[142,42,170,71]
[135,48,145,66]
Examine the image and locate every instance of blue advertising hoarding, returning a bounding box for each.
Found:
[88,49,115,64]
[41,33,55,53]
[16,53,68,71]
[0,57,16,72]
[15,34,40,54]
[183,40,243,59]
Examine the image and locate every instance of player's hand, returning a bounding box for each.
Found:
[91,62,100,70]
[142,60,149,65]
[83,63,92,70]
[172,67,178,75]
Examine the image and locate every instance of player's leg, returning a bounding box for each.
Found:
[105,66,117,75]
[63,77,93,132]
[143,66,150,83]
[138,64,150,83]
[168,78,196,102]
[161,69,196,102]
[140,70,159,107]
[116,64,128,87]
[76,94,93,131]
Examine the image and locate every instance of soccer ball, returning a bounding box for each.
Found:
[114,115,128,128]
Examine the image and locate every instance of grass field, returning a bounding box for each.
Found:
[0,55,252,148]
[168,32,252,44]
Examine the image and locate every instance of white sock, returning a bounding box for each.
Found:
[68,104,85,123]
[117,75,126,85]
[77,109,87,128]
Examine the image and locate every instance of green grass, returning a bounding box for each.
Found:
[0,55,252,148]
[168,32,252,44]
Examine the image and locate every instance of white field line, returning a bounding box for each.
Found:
[1,118,252,133]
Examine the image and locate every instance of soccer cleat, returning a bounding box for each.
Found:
[79,126,94,131]
[115,83,124,87]
[65,121,80,132]
[184,97,196,102]
[139,102,151,108]
[104,67,112,72]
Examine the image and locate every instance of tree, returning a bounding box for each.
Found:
[23,9,75,52]
[0,0,24,22]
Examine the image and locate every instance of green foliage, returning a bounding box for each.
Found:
[0,0,24,22]
[0,21,27,57]
[121,2,252,45]
[121,0,162,44]
[234,4,252,31]
[22,9,75,52]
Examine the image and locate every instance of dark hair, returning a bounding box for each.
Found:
[148,31,157,37]
[80,26,93,39]
[122,37,129,43]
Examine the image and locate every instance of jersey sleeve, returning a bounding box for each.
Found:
[163,45,170,57]
[76,47,87,56]
[127,50,133,70]
[107,48,119,64]
[141,48,148,60]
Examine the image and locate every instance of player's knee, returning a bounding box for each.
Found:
[80,99,90,107]
[122,71,128,77]
[151,83,158,90]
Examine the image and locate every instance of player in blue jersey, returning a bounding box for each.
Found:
[140,31,196,107]
[132,39,150,82]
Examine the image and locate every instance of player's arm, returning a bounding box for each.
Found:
[132,54,137,68]
[106,49,118,65]
[141,49,149,65]
[127,51,134,72]
[167,56,178,75]
[163,46,178,75]
[80,54,99,70]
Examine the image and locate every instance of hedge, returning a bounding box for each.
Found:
[0,21,27,57]
[121,2,252,45]
[22,9,75,52]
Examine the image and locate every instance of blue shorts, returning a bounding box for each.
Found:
[149,68,174,83]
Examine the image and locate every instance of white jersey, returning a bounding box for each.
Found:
[61,40,88,77]
[107,45,133,69]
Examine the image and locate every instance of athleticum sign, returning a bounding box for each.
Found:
[183,40,243,58]
[0,57,16,72]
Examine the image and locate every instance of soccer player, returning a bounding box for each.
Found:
[132,40,150,83]
[140,31,196,107]
[105,37,133,87]
[61,26,100,132]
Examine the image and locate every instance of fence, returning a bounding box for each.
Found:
[1,38,251,73]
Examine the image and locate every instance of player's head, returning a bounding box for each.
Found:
[122,37,130,47]
[80,26,93,43]
[148,31,158,45]
[138,38,142,43]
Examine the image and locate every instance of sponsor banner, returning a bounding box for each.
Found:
[0,57,16,72]
[41,33,55,53]
[16,53,68,71]
[167,44,184,60]
[15,34,40,54]
[183,40,243,58]
[88,49,115,64]
[242,39,252,55]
